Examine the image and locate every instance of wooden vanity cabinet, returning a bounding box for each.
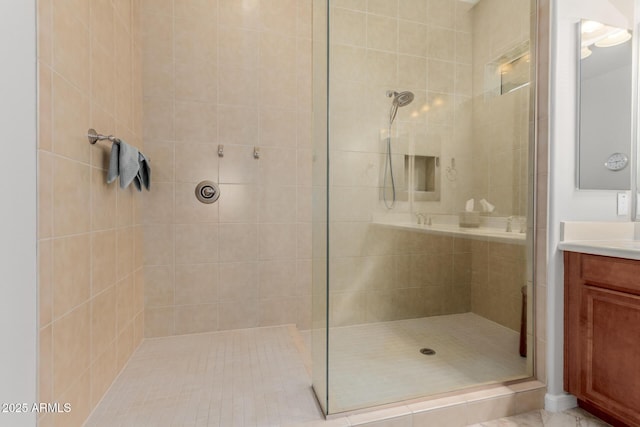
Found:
[564,252,640,427]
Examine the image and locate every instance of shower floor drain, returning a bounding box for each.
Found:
[419,348,436,356]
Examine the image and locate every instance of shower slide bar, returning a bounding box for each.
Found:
[87,128,122,145]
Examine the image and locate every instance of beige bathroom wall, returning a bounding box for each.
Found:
[37,0,144,426]
[141,0,313,337]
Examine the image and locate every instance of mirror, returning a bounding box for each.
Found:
[578,19,632,190]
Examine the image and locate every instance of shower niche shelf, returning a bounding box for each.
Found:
[396,154,440,202]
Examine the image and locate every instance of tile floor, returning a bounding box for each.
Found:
[85,326,324,427]
[472,407,611,426]
[85,319,608,427]
[328,313,528,412]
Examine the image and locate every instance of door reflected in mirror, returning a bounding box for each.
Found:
[578,19,632,190]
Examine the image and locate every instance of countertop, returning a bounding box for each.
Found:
[558,221,640,260]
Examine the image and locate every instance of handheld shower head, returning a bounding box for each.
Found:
[387,90,414,124]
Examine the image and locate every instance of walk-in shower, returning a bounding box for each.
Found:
[313,0,536,415]
[384,90,415,208]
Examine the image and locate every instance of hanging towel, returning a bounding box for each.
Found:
[133,152,151,192]
[106,140,143,189]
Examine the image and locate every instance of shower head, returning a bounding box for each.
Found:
[387,90,415,124]
[388,90,414,107]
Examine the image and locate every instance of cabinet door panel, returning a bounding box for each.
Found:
[581,255,640,295]
[582,285,640,425]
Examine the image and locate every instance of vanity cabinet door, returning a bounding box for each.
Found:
[564,252,640,427]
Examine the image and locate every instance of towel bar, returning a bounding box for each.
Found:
[88,128,122,145]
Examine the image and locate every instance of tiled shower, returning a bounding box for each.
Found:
[34,0,547,425]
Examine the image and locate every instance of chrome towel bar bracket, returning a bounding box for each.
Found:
[88,128,122,145]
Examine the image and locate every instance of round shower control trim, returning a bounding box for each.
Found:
[195,181,220,204]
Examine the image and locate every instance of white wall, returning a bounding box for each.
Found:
[0,1,38,426]
[546,0,635,411]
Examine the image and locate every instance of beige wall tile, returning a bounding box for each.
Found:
[218,0,260,30]
[91,0,115,52]
[51,75,90,165]
[143,224,174,266]
[259,223,297,260]
[175,224,219,264]
[91,43,115,114]
[218,27,259,69]
[117,228,134,280]
[143,140,174,182]
[116,322,135,370]
[52,235,90,319]
[218,185,258,223]
[175,182,219,224]
[331,8,366,47]
[39,325,53,403]
[368,0,398,16]
[259,297,299,326]
[91,167,117,231]
[258,260,298,299]
[175,61,217,102]
[367,14,397,52]
[52,6,90,93]
[117,275,135,333]
[142,182,174,224]
[91,286,117,361]
[53,157,90,236]
[174,304,218,334]
[259,108,298,148]
[38,64,53,150]
[52,302,90,398]
[218,299,258,330]
[174,143,219,183]
[145,306,175,337]
[90,343,117,408]
[218,145,260,184]
[38,151,54,239]
[219,223,258,262]
[39,240,53,327]
[143,97,174,141]
[218,66,259,107]
[91,230,117,295]
[38,0,53,65]
[218,262,258,300]
[174,101,217,144]
[218,105,260,146]
[54,368,91,427]
[175,264,218,305]
[258,185,297,224]
[399,21,427,57]
[145,265,174,307]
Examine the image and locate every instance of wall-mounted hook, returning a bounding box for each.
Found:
[253,147,260,159]
[218,144,224,157]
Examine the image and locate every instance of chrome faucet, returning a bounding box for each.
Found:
[506,216,514,232]
[416,213,425,225]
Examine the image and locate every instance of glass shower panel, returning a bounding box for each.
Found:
[313,0,536,415]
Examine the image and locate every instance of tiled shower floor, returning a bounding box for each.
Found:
[328,313,528,412]
[85,326,323,427]
[85,314,527,426]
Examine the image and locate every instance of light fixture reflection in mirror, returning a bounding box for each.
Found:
[581,20,631,56]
